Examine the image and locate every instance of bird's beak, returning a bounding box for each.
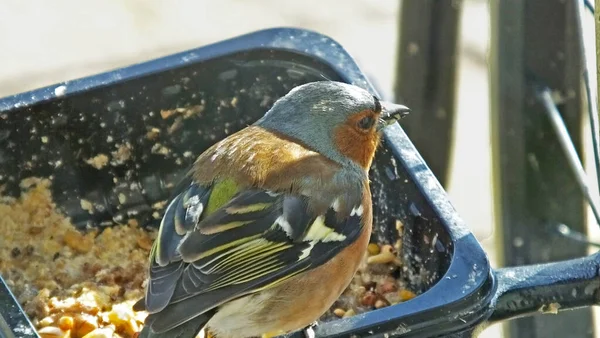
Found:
[377,101,411,131]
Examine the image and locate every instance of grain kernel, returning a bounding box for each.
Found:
[375,299,390,309]
[63,229,92,253]
[367,243,380,255]
[342,308,355,318]
[399,289,417,301]
[380,280,398,293]
[381,244,394,254]
[333,308,346,317]
[360,291,378,307]
[136,236,153,251]
[58,315,74,330]
[74,314,98,337]
[395,219,404,232]
[38,326,69,338]
[367,250,395,264]
[108,305,139,336]
[39,316,54,327]
[394,238,402,251]
[82,327,114,338]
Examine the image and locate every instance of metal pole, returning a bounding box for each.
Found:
[394,0,463,187]
[490,0,593,337]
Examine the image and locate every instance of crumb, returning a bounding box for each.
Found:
[80,199,94,215]
[160,109,176,120]
[182,105,204,119]
[111,143,132,164]
[0,178,156,338]
[150,144,170,156]
[85,154,109,170]
[160,104,204,121]
[151,200,167,210]
[146,128,160,140]
[320,222,416,322]
[167,117,184,135]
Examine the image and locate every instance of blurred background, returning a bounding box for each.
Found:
[1,0,599,337]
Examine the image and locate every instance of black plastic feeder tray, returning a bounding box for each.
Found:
[0,28,599,338]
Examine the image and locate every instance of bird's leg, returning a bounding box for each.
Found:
[302,321,318,338]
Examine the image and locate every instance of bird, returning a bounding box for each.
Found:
[133,80,410,338]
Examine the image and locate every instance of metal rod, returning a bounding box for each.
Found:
[0,274,39,338]
[575,0,600,209]
[537,87,600,226]
[553,223,600,248]
[583,71,600,199]
[494,1,593,335]
[489,250,600,323]
[393,0,463,187]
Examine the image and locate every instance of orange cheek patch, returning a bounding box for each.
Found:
[333,112,381,169]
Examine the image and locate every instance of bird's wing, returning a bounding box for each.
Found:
[140,177,366,333]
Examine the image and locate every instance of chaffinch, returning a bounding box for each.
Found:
[134,81,410,338]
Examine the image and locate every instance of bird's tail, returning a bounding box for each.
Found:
[137,311,214,338]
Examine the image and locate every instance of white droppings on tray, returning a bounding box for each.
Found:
[54,85,67,97]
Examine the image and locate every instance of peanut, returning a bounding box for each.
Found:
[333,308,346,317]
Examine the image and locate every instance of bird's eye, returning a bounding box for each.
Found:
[357,116,375,130]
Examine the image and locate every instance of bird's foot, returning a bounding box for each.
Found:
[302,321,318,338]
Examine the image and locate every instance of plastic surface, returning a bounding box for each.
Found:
[0,28,492,337]
[0,275,37,338]
[490,251,600,324]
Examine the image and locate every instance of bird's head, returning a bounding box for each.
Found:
[255,81,410,170]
